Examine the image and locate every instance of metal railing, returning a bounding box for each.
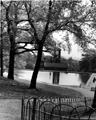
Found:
[21,96,96,120]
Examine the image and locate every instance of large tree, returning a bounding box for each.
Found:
[0,17,4,76]
[23,0,93,89]
[1,1,32,79]
[1,1,57,79]
[2,0,96,91]
[0,4,10,76]
[24,1,96,110]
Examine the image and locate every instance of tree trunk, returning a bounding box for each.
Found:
[0,44,3,76]
[30,43,43,89]
[8,47,15,80]
[92,87,96,108]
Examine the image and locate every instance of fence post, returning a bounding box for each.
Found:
[21,97,24,120]
[84,97,88,111]
[32,98,37,120]
[59,97,62,120]
[44,107,46,120]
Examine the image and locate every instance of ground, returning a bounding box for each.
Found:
[0,76,92,120]
[0,99,21,120]
[0,76,83,99]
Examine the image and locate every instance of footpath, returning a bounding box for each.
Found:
[0,99,21,120]
[38,82,94,98]
[64,86,94,97]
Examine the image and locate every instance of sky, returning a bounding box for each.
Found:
[53,32,83,60]
[52,0,91,60]
[26,31,83,60]
[61,43,83,60]
[44,42,83,60]
[60,0,92,60]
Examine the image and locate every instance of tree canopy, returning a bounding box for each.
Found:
[1,0,96,88]
[79,49,96,72]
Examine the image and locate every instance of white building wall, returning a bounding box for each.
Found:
[85,73,96,90]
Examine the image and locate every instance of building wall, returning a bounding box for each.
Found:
[85,73,96,90]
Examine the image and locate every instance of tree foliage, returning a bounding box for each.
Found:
[79,49,96,108]
[1,0,96,88]
[25,52,36,69]
[23,0,95,89]
[1,1,35,79]
[79,49,96,72]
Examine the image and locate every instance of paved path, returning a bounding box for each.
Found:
[64,86,94,98]
[0,99,21,120]
[39,82,94,98]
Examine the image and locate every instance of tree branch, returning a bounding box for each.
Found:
[15,47,38,54]
[16,19,28,24]
[16,49,32,54]
[24,2,39,43]
[16,46,51,55]
[42,0,52,43]
[16,41,31,44]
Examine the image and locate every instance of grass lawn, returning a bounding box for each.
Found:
[0,76,83,99]
[0,76,83,120]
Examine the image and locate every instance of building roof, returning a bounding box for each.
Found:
[44,62,68,69]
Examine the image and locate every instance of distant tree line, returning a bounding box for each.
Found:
[3,49,96,73]
[1,51,79,71]
[79,49,96,72]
